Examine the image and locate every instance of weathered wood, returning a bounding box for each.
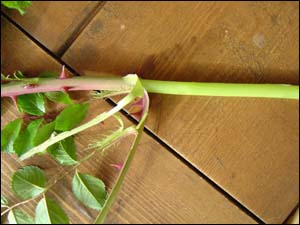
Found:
[2,1,103,56]
[62,2,299,223]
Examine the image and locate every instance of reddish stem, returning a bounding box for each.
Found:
[1,77,132,97]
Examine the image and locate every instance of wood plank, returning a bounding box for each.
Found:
[62,2,299,223]
[1,16,256,224]
[2,1,103,56]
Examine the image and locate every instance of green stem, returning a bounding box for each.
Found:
[94,91,149,224]
[141,79,299,99]
[94,116,146,224]
[19,93,134,160]
[1,196,38,217]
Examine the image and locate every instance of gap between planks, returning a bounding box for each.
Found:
[283,204,300,224]
[57,1,107,57]
[1,12,270,224]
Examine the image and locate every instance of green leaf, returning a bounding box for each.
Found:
[1,118,22,153]
[17,93,46,116]
[45,92,73,105]
[48,136,78,165]
[7,209,34,224]
[72,171,106,210]
[14,119,43,157]
[35,197,69,224]
[1,195,8,207]
[1,1,31,15]
[33,121,55,146]
[55,103,89,131]
[12,166,46,200]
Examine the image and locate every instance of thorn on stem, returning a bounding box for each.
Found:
[59,65,69,79]
[110,163,123,171]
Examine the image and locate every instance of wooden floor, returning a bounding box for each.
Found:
[1,2,299,224]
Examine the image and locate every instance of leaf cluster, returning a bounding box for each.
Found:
[2,166,107,224]
[1,73,148,224]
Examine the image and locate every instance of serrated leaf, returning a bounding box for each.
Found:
[45,92,73,105]
[55,103,89,131]
[1,118,22,153]
[12,166,46,200]
[35,197,69,224]
[1,195,8,207]
[33,121,55,146]
[48,136,78,165]
[7,209,34,224]
[17,93,46,116]
[72,172,106,210]
[14,119,43,157]
[1,1,31,15]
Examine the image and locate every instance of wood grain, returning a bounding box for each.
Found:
[62,2,299,223]
[2,1,103,56]
[1,16,256,224]
[1,16,62,75]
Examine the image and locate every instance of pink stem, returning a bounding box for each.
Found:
[1,77,132,97]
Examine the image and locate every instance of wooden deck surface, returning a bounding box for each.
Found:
[1,1,299,224]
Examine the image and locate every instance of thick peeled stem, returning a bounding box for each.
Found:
[141,79,299,100]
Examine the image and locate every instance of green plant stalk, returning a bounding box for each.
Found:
[19,91,134,160]
[1,76,299,99]
[94,91,149,224]
[141,79,299,99]
[94,120,145,224]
